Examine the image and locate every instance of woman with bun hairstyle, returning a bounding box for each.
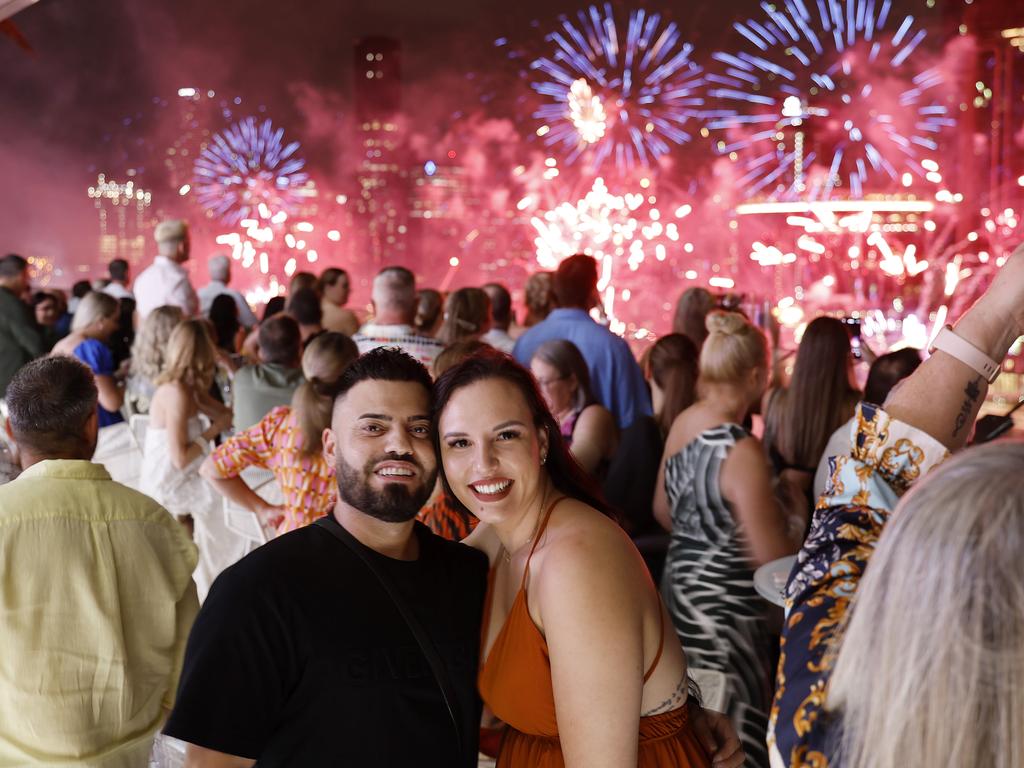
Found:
[201,332,359,536]
[654,311,806,768]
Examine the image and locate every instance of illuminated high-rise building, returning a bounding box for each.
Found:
[353,37,410,267]
[87,173,155,273]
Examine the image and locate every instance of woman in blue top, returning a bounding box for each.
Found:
[51,291,124,426]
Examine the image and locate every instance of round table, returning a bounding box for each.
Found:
[754,555,797,607]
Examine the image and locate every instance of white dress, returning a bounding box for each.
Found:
[139,418,247,601]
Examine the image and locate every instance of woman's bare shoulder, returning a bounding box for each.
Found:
[542,500,644,579]
[532,500,650,623]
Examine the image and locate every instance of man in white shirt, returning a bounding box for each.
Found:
[134,219,199,320]
[352,266,443,369]
[198,253,258,328]
[101,258,133,300]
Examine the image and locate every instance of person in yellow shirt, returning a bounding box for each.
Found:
[0,356,198,767]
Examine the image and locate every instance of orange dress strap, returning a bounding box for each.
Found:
[519,495,567,589]
[642,598,666,683]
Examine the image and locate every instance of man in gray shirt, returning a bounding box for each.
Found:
[0,254,43,396]
[232,314,304,430]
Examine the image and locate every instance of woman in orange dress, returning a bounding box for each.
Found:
[432,349,743,768]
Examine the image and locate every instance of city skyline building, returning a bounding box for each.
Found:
[353,36,411,268]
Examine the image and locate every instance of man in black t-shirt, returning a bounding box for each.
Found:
[164,348,488,767]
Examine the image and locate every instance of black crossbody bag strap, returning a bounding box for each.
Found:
[313,517,464,757]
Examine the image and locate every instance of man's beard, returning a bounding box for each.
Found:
[336,452,437,523]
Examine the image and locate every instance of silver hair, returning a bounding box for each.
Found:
[208,253,231,283]
[828,439,1024,768]
[371,267,416,317]
[70,291,119,334]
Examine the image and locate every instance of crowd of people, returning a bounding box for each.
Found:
[0,217,1022,768]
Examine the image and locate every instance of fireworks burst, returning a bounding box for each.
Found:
[705,0,953,201]
[193,117,310,225]
[531,177,694,332]
[531,4,705,172]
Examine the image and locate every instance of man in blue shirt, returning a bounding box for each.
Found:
[513,254,652,429]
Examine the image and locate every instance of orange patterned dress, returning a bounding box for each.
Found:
[210,406,335,536]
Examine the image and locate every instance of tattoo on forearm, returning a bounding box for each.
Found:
[641,674,688,717]
[952,376,983,438]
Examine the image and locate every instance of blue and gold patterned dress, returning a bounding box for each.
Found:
[768,403,948,767]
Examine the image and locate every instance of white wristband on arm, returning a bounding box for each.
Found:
[928,325,1002,384]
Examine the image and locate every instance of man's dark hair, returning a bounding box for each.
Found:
[7,357,98,458]
[32,291,56,308]
[289,271,318,296]
[287,287,323,326]
[0,254,28,279]
[262,295,286,322]
[864,348,922,405]
[108,259,129,282]
[72,280,92,299]
[318,267,348,292]
[552,254,598,309]
[482,282,512,329]
[258,313,302,366]
[331,346,433,406]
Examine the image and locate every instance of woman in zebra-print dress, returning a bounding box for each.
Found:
[655,311,806,767]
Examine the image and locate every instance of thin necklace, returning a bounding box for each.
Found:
[500,488,550,563]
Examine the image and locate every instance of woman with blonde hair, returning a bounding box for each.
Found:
[522,271,554,329]
[126,305,185,415]
[140,319,233,598]
[51,291,124,426]
[437,287,491,346]
[201,332,359,536]
[771,244,1024,768]
[655,311,806,767]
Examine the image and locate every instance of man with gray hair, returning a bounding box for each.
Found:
[134,219,199,319]
[198,253,258,328]
[352,266,443,368]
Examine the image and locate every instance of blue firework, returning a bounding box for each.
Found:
[193,117,309,224]
[705,0,954,201]
[531,4,705,172]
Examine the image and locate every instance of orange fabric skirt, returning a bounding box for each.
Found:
[496,706,711,768]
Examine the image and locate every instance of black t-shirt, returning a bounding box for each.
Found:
[164,520,488,767]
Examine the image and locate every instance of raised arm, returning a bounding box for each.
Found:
[884,243,1024,451]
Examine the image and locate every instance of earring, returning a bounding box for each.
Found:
[541,452,548,465]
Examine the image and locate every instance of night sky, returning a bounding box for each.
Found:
[0,0,951,289]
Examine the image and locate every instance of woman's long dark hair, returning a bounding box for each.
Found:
[648,333,699,436]
[431,348,614,519]
[766,315,861,470]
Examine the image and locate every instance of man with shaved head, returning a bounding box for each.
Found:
[353,266,444,368]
